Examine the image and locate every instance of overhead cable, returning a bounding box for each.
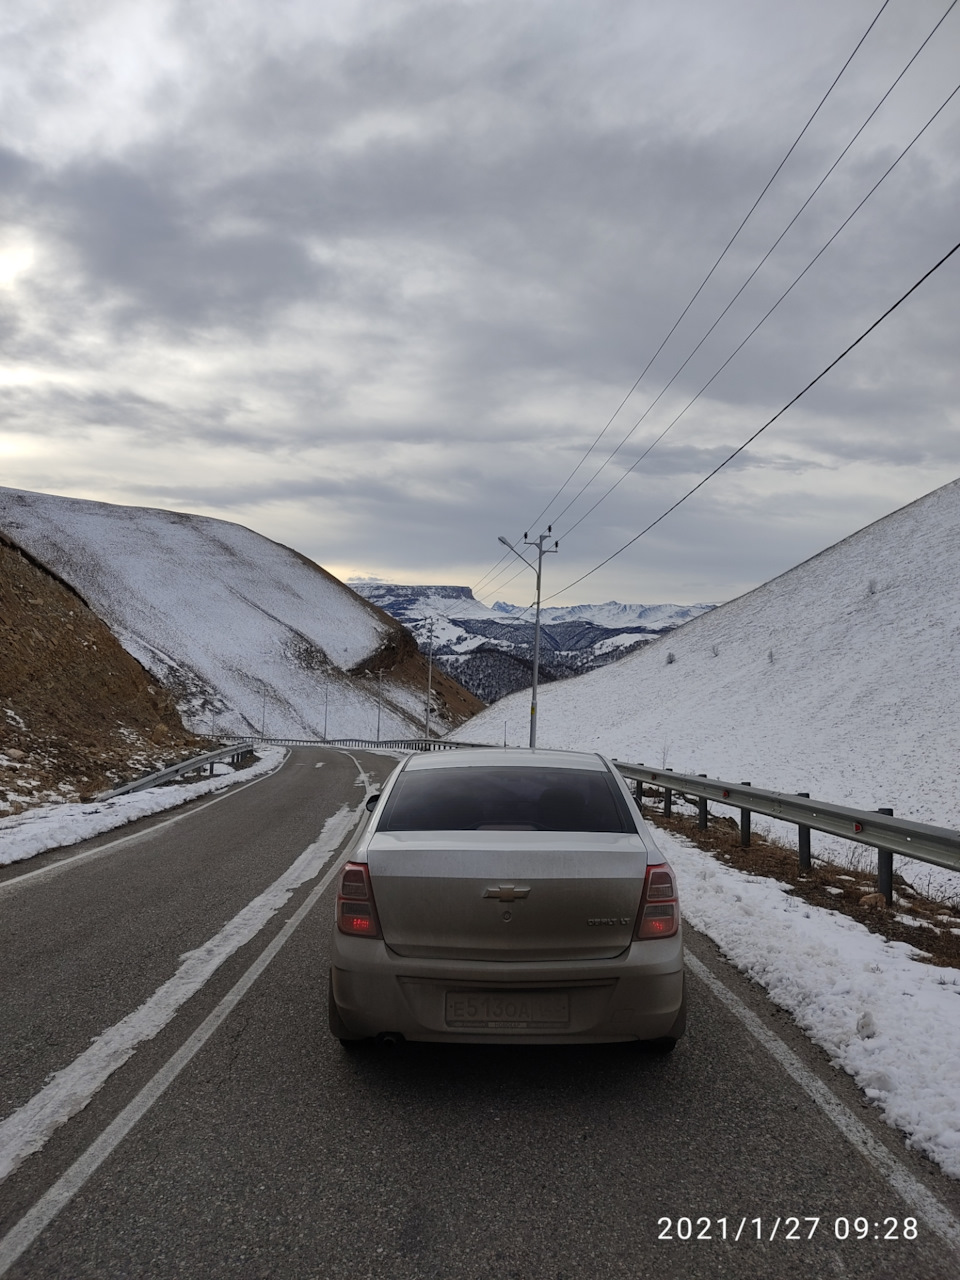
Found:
[556,74,960,542]
[544,235,960,601]
[471,0,892,601]
[515,0,894,536]
[549,0,959,534]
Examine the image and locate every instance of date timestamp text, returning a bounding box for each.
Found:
[657,1216,919,1242]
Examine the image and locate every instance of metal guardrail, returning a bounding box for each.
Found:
[326,738,490,751]
[91,731,960,903]
[613,761,960,900]
[94,742,257,801]
[226,736,491,751]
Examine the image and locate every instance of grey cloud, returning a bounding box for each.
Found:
[3,0,959,602]
[36,160,330,330]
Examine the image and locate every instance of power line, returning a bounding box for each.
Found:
[480,559,530,601]
[470,0,892,600]
[545,235,960,601]
[516,0,893,534]
[471,550,514,596]
[547,0,959,535]
[555,72,960,543]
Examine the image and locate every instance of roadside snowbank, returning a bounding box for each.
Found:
[0,748,287,867]
[658,826,960,1179]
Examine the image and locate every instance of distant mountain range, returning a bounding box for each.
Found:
[349,582,716,703]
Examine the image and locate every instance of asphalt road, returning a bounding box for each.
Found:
[1,747,959,1280]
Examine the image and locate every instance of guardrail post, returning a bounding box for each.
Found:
[796,793,811,870]
[698,775,708,831]
[877,807,894,904]
[740,782,751,847]
[664,769,673,819]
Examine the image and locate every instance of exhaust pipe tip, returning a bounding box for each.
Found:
[377,1032,405,1047]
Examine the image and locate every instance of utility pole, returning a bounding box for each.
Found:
[497,528,558,749]
[323,684,329,741]
[423,617,435,739]
[261,684,266,739]
[377,669,383,743]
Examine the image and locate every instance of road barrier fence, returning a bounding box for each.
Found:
[612,761,960,901]
[103,734,960,902]
[94,742,256,801]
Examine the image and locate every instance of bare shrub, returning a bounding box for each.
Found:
[666,651,676,665]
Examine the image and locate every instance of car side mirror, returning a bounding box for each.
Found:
[365,793,382,812]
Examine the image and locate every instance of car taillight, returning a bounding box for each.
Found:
[635,862,679,939]
[337,862,382,938]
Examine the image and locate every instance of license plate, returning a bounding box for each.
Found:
[445,990,569,1029]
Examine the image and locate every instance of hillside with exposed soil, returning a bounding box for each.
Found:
[0,532,202,815]
[0,488,482,741]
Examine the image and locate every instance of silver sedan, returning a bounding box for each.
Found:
[328,748,685,1048]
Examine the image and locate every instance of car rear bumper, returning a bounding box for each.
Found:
[330,931,684,1043]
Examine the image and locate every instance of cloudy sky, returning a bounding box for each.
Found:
[2,0,958,607]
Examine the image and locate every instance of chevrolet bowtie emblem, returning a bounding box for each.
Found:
[483,883,531,902]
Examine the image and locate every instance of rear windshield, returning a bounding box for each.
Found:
[377,766,635,833]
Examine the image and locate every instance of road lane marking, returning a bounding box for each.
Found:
[686,952,960,1254]
[0,831,356,1277]
[0,752,290,893]
[0,801,359,1187]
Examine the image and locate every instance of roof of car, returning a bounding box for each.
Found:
[401,748,608,772]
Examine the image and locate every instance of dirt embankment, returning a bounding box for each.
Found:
[354,626,485,729]
[0,533,202,814]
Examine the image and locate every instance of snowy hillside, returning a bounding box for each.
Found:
[452,478,960,895]
[0,488,465,741]
[350,581,715,703]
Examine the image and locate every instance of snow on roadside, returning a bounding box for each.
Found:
[0,748,287,867]
[656,825,960,1179]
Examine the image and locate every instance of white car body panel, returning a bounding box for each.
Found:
[329,748,685,1045]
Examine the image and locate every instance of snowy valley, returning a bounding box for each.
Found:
[350,581,715,703]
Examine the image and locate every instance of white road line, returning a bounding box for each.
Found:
[343,749,376,797]
[0,802,360,1186]
[0,752,290,893]
[686,952,960,1254]
[0,839,354,1278]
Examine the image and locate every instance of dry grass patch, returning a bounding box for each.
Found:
[640,792,960,969]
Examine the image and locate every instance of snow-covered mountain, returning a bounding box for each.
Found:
[349,581,715,703]
[491,599,712,628]
[0,489,477,741]
[451,477,960,897]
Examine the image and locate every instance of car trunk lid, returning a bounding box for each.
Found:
[365,830,647,960]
